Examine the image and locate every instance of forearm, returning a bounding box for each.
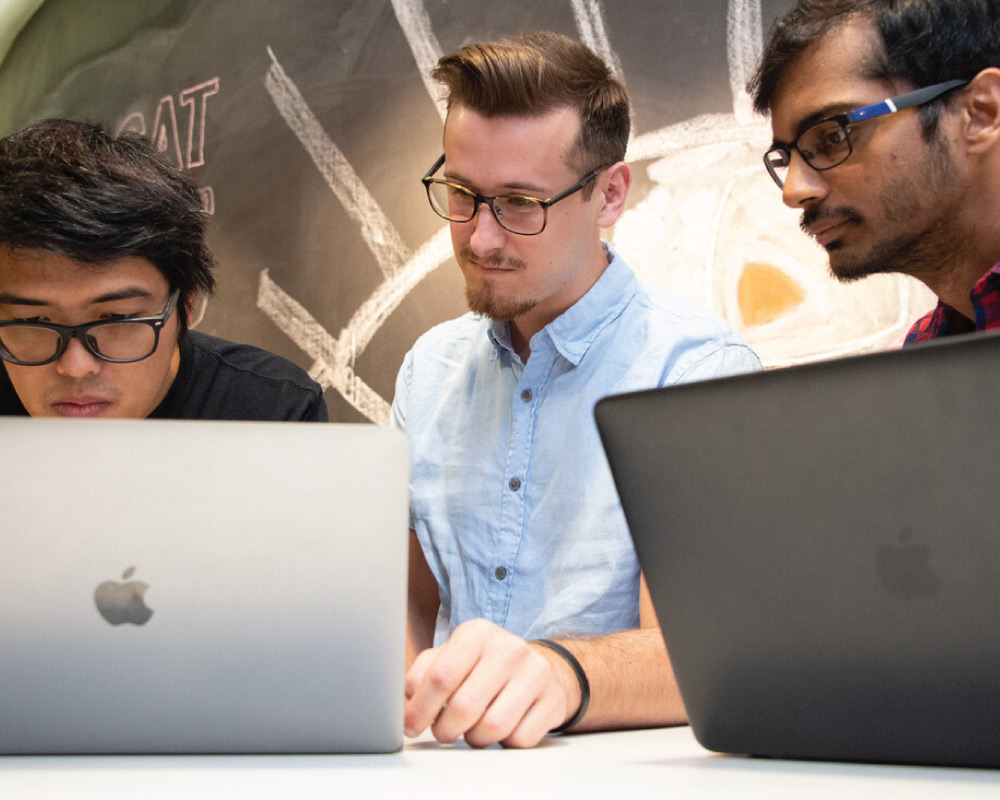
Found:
[406,529,439,670]
[534,627,687,733]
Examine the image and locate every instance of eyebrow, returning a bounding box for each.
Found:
[0,287,155,306]
[770,102,858,149]
[442,169,548,196]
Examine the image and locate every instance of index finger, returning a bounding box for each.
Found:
[403,637,483,739]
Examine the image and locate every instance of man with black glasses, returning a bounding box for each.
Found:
[392,32,760,749]
[0,119,326,420]
[750,0,1000,343]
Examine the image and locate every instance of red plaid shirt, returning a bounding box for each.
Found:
[905,262,1000,344]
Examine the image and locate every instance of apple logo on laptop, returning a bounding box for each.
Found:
[876,528,942,600]
[94,566,154,626]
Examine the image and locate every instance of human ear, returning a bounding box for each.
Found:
[961,68,1000,155]
[185,292,206,329]
[595,162,632,228]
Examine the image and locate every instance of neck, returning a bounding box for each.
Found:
[920,158,1000,316]
[911,209,1000,319]
[509,241,611,362]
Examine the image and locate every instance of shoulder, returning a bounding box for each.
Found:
[0,366,28,415]
[187,331,315,383]
[390,314,492,429]
[608,277,761,384]
[407,313,488,355]
[398,313,491,375]
[165,331,327,421]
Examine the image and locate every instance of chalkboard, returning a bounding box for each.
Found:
[0,0,935,422]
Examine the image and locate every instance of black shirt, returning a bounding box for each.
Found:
[0,331,328,421]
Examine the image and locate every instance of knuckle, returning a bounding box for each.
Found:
[445,692,480,724]
[426,663,458,694]
[501,729,540,749]
[466,714,511,748]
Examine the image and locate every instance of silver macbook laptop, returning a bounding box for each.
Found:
[595,331,1000,768]
[0,418,408,755]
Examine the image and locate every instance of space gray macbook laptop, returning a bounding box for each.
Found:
[595,331,1000,768]
[0,418,408,755]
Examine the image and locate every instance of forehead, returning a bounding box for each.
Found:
[442,103,581,188]
[770,16,892,141]
[0,249,167,303]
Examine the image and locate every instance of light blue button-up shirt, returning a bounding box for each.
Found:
[391,246,761,644]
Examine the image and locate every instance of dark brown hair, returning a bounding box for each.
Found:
[432,31,630,175]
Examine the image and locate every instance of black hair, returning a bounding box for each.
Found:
[750,0,1000,135]
[0,118,216,329]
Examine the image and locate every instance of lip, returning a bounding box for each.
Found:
[468,261,518,277]
[51,398,113,417]
[808,219,851,247]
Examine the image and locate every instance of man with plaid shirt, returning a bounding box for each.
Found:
[748,0,1000,346]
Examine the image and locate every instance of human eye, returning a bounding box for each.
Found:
[798,120,846,165]
[497,195,542,217]
[444,183,475,211]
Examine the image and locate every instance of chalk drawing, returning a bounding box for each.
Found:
[116,78,219,214]
[390,0,448,121]
[257,0,935,421]
[179,78,220,169]
[117,79,219,169]
[117,111,146,137]
[727,0,762,124]
[265,47,409,281]
[199,186,215,215]
[151,95,184,170]
[257,227,453,424]
[570,0,624,81]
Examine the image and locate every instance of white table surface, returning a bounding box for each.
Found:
[3,726,1000,799]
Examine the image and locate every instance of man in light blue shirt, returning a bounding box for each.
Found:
[393,31,761,749]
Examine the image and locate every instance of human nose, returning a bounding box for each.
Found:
[780,150,830,209]
[467,199,507,255]
[54,336,103,378]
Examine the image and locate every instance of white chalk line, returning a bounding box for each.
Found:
[727,0,763,124]
[628,113,770,162]
[257,228,454,424]
[265,47,410,280]
[570,0,624,81]
[390,0,448,121]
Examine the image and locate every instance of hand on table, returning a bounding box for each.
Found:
[404,618,579,748]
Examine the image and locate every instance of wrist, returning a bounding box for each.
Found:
[532,638,590,732]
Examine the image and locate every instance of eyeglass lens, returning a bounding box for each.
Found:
[426,181,547,235]
[0,321,159,365]
[766,119,851,186]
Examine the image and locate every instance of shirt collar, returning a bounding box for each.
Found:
[905,261,1000,343]
[486,243,637,366]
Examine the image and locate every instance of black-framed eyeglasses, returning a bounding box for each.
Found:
[0,288,181,366]
[422,154,609,236]
[763,78,968,189]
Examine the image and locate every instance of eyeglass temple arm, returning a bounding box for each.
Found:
[846,78,968,124]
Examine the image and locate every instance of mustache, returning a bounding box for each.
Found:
[458,246,526,271]
[800,205,863,234]
[43,377,120,402]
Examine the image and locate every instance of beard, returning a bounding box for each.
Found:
[804,133,961,284]
[459,248,535,321]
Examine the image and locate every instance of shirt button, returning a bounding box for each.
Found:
[495,566,507,581]
[508,478,522,491]
[520,389,532,402]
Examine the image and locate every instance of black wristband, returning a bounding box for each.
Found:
[533,638,591,733]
